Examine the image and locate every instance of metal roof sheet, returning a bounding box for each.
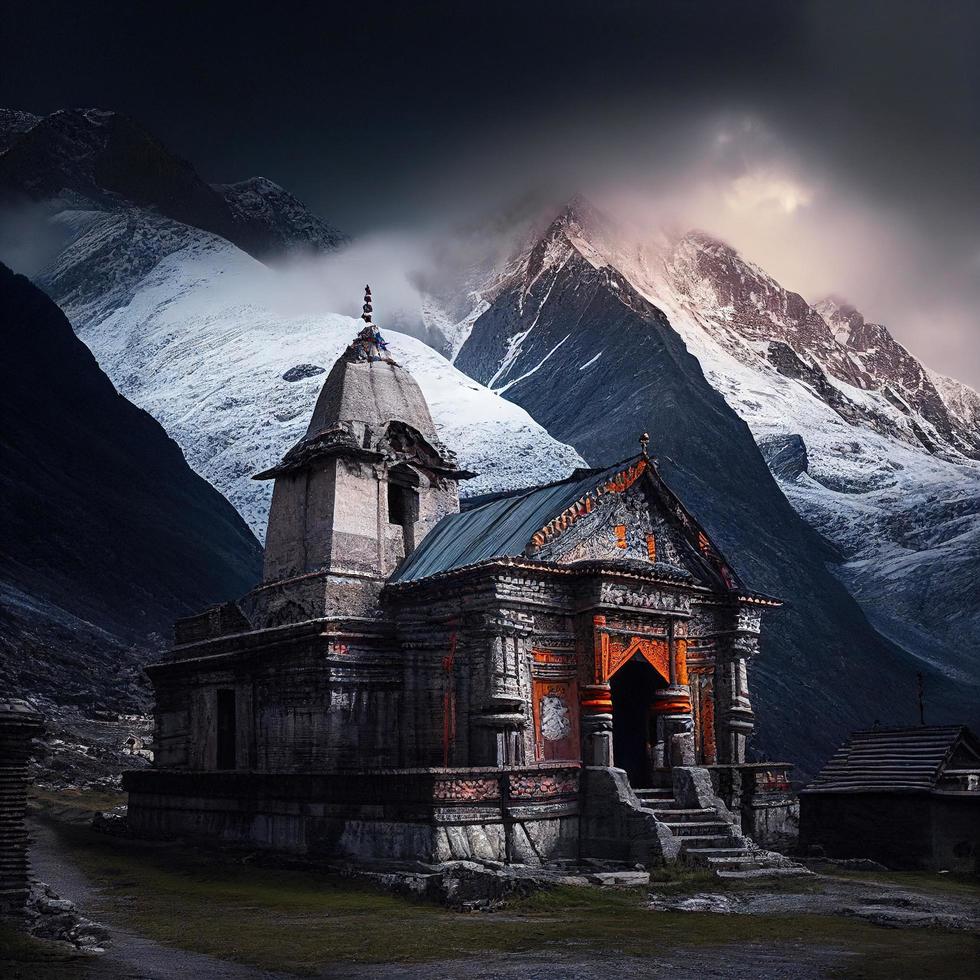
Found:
[391,461,633,583]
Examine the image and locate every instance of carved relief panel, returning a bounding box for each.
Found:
[532,679,580,761]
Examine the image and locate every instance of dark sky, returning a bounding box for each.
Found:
[3,1,979,383]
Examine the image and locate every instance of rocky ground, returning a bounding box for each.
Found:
[28,704,153,797]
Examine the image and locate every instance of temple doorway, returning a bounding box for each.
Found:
[610,656,666,787]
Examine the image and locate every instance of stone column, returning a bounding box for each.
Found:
[714,609,759,764]
[469,614,532,766]
[0,699,44,917]
[651,621,695,767]
[579,685,614,766]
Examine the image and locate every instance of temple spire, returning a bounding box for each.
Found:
[352,284,394,363]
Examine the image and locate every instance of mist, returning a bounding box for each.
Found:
[4,1,977,385]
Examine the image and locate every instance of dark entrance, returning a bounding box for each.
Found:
[610,657,665,787]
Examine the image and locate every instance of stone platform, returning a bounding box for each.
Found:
[123,764,581,864]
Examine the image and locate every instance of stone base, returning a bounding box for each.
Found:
[705,762,798,849]
[579,766,679,864]
[123,765,580,865]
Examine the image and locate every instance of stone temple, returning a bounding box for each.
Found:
[125,287,797,867]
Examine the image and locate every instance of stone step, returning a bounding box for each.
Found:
[650,808,716,822]
[682,847,752,860]
[661,820,732,837]
[677,834,736,850]
[715,866,815,880]
[706,854,761,866]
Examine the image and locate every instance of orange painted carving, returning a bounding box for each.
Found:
[603,636,670,683]
[651,696,693,714]
[527,459,647,551]
[614,524,627,549]
[674,638,689,686]
[646,534,657,561]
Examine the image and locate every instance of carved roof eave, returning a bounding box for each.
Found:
[150,615,395,672]
[384,554,718,595]
[253,443,382,480]
[253,443,475,481]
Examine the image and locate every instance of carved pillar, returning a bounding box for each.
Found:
[651,620,695,767]
[469,612,532,767]
[579,614,614,766]
[579,684,613,766]
[714,607,759,764]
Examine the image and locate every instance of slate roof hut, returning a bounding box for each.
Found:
[800,725,980,871]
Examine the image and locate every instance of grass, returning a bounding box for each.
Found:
[29,786,127,818]
[823,867,980,898]
[32,815,980,978]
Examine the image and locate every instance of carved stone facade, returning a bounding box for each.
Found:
[126,321,788,864]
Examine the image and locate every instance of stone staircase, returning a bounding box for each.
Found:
[633,787,810,880]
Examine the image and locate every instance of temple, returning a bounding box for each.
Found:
[125,287,797,868]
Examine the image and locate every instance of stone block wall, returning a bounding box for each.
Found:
[124,764,581,864]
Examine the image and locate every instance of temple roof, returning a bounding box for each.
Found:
[254,294,469,480]
[390,455,759,594]
[390,464,618,583]
[803,726,980,794]
[304,350,439,443]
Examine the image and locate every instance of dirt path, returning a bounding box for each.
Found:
[27,818,287,980]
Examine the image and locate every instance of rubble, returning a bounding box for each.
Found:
[25,880,111,952]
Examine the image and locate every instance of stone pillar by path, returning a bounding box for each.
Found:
[0,698,44,917]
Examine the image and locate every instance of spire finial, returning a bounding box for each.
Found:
[361,284,373,325]
[639,432,650,457]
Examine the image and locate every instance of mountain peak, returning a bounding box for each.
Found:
[0,108,41,152]
[0,105,346,261]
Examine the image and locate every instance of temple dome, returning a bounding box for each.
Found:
[305,346,438,444]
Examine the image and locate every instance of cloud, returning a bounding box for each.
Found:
[724,171,814,215]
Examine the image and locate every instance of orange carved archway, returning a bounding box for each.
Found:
[602,635,670,683]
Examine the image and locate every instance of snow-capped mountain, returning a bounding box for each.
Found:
[1,108,584,540]
[53,216,585,537]
[557,210,980,684]
[450,199,979,773]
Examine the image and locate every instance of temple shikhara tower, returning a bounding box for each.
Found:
[126,287,797,868]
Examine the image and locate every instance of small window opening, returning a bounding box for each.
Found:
[388,484,410,526]
[387,467,420,556]
[216,688,236,770]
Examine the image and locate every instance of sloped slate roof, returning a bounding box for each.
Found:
[804,726,969,794]
[390,463,622,583]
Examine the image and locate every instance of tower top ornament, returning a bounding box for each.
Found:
[352,284,394,364]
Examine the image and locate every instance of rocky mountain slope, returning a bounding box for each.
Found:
[452,203,980,774]
[0,263,262,712]
[0,108,345,260]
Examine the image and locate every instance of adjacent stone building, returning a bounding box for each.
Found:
[800,725,980,872]
[125,290,795,867]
